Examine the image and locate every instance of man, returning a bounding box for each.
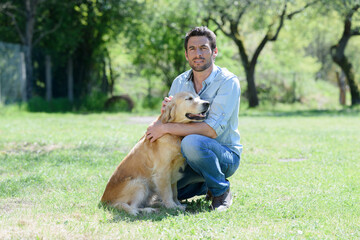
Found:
[146,26,242,211]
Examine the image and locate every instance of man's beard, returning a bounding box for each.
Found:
[189,55,214,72]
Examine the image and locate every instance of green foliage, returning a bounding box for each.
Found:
[78,91,108,112]
[27,96,73,112]
[141,96,163,110]
[124,0,202,88]
[0,0,132,101]
[1,0,359,109]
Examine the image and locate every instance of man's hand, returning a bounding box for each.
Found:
[146,120,167,143]
[145,96,173,143]
[161,96,173,114]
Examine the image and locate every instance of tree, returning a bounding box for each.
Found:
[205,0,319,107]
[0,0,62,100]
[1,0,129,104]
[329,1,360,106]
[124,0,202,101]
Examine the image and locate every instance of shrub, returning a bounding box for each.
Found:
[27,96,73,112]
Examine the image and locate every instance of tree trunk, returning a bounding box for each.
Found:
[336,71,346,105]
[45,54,52,101]
[24,46,33,100]
[67,57,74,102]
[101,57,108,94]
[20,51,27,102]
[234,39,259,108]
[331,16,360,106]
[24,0,36,100]
[245,66,259,108]
[335,57,360,105]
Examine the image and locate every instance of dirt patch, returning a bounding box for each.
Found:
[0,198,35,215]
[126,116,156,125]
[278,158,307,162]
[2,142,65,155]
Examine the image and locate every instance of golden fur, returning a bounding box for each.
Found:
[100,92,210,215]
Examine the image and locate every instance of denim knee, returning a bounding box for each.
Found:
[181,134,207,161]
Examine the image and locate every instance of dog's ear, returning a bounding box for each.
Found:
[160,102,176,123]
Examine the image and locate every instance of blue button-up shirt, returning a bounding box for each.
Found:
[168,65,242,157]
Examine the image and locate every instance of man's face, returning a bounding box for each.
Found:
[185,36,218,72]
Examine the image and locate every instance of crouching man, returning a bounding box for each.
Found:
[146,26,242,211]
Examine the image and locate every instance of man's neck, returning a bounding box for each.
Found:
[193,64,215,85]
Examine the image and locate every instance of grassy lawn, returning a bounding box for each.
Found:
[0,109,359,239]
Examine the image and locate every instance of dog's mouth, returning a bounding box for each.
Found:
[185,109,209,121]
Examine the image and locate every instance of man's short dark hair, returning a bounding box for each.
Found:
[184,26,217,52]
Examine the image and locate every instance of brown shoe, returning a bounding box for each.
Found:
[205,190,213,201]
[211,188,232,212]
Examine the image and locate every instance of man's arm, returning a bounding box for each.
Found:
[146,121,217,143]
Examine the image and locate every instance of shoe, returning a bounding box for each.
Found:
[211,188,232,212]
[205,190,213,201]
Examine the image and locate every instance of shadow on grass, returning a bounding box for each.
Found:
[99,198,211,222]
[240,108,360,118]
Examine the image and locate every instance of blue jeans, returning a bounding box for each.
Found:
[177,134,240,200]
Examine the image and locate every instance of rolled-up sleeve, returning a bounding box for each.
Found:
[204,76,240,137]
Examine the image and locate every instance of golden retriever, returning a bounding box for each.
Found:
[101,92,210,215]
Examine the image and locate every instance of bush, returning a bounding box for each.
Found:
[79,92,108,112]
[141,96,163,109]
[27,96,73,112]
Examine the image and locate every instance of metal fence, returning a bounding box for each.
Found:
[0,41,26,104]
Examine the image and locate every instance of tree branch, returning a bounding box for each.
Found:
[0,2,26,16]
[351,26,360,36]
[33,17,63,46]
[344,4,360,36]
[208,16,232,38]
[269,2,287,41]
[228,20,250,68]
[270,0,321,42]
[2,11,26,43]
[287,0,321,20]
[234,2,251,27]
[345,4,359,20]
[250,35,269,68]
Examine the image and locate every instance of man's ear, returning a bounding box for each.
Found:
[160,102,176,123]
[185,50,189,61]
[212,47,218,60]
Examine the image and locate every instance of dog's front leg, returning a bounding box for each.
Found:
[154,175,178,209]
[171,183,182,205]
[172,183,186,211]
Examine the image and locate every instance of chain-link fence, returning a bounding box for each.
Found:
[0,41,26,104]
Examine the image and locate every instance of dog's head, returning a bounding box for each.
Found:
[160,92,210,123]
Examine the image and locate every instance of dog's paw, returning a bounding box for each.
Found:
[140,207,158,214]
[164,201,178,209]
[128,209,139,216]
[177,204,186,211]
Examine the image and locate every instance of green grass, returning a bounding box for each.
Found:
[0,109,359,239]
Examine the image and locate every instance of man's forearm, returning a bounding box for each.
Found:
[163,122,217,139]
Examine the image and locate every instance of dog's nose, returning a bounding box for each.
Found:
[203,102,210,108]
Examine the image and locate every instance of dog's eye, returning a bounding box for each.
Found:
[186,97,193,101]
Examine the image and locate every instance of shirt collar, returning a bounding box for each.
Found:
[186,65,219,83]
